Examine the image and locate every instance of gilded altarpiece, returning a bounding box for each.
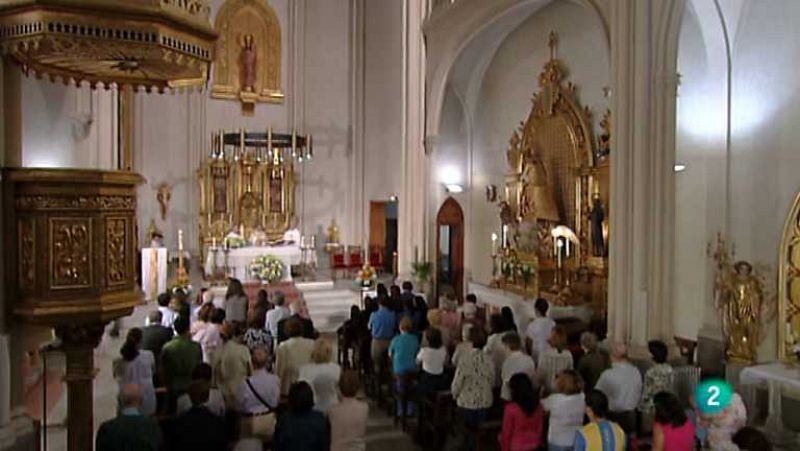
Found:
[498,33,609,318]
[778,191,800,362]
[212,0,283,107]
[198,131,298,258]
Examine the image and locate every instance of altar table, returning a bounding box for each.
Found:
[204,245,302,282]
[739,363,800,445]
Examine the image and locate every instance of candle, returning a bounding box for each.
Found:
[178,229,184,252]
[491,233,498,255]
[212,236,217,248]
[239,224,245,237]
[566,239,570,257]
[502,224,509,248]
[311,235,316,247]
[556,239,563,268]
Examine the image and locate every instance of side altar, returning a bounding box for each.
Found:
[198,129,313,282]
[490,32,610,322]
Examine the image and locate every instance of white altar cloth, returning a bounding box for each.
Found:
[739,363,800,445]
[141,247,168,302]
[204,245,302,282]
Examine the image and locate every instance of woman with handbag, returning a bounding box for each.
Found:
[238,348,280,442]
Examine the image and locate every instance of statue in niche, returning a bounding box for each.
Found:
[240,34,257,93]
[590,193,606,257]
[269,172,283,213]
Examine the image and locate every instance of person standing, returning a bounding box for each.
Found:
[299,339,342,413]
[276,317,316,396]
[161,315,202,413]
[266,291,290,345]
[525,298,556,363]
[500,332,537,401]
[96,384,163,451]
[239,348,281,442]
[328,370,369,451]
[451,328,495,451]
[594,342,643,435]
[211,322,253,411]
[538,326,574,393]
[639,340,674,418]
[574,390,626,451]
[277,300,317,343]
[112,328,157,416]
[652,392,695,451]
[141,310,174,361]
[576,332,610,392]
[224,278,249,325]
[171,380,228,451]
[368,296,397,375]
[275,382,331,451]
[542,370,586,451]
[499,374,545,451]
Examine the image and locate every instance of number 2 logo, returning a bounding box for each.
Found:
[707,385,721,406]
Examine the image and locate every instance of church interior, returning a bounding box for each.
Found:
[1,0,800,450]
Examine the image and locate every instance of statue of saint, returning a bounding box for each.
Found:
[715,260,767,363]
[590,194,606,257]
[240,34,257,93]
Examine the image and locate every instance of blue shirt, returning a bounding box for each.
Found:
[389,332,419,375]
[369,307,397,339]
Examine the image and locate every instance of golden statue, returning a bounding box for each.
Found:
[327,219,340,244]
[711,235,774,363]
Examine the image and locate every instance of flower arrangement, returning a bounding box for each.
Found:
[224,235,247,249]
[249,255,284,283]
[411,261,432,284]
[356,263,377,288]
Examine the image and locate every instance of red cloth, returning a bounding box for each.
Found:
[499,403,544,451]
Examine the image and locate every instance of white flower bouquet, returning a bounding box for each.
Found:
[250,254,284,283]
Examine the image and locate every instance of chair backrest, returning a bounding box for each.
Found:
[349,246,363,266]
[672,365,701,408]
[332,250,346,267]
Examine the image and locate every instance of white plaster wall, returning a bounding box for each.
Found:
[438,0,609,286]
[363,0,402,205]
[21,78,118,170]
[728,0,800,360]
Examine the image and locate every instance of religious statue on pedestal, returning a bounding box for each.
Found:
[239,34,257,93]
[590,193,606,257]
[711,235,775,363]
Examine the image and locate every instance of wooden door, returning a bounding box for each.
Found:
[436,197,465,301]
[369,201,387,247]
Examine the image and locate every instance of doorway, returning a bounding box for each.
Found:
[436,197,464,301]
[369,200,398,273]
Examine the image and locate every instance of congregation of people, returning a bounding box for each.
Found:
[98,278,767,451]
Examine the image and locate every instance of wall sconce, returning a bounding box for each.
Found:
[444,184,464,193]
[389,194,399,202]
[485,184,497,202]
[674,164,686,173]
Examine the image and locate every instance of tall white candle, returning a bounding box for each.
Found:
[178,229,184,252]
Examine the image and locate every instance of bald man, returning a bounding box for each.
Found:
[96,384,162,451]
[594,342,643,434]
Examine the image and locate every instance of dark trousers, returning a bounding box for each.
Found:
[609,410,637,435]
[458,407,488,451]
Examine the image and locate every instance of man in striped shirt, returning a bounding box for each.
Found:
[574,390,627,451]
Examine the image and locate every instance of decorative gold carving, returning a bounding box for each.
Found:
[106,218,127,286]
[711,235,775,363]
[496,31,609,312]
[0,0,216,90]
[212,0,283,106]
[18,217,35,290]
[778,192,800,362]
[50,219,92,289]
[16,195,135,211]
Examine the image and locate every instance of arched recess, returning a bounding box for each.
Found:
[436,197,465,301]
[424,0,610,141]
[212,0,283,103]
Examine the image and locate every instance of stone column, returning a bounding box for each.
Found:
[608,0,685,348]
[397,0,428,280]
[57,325,104,451]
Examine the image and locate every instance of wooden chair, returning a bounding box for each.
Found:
[347,246,363,274]
[368,245,384,272]
[330,248,347,280]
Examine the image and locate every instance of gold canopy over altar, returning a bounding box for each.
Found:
[493,32,610,320]
[197,129,312,263]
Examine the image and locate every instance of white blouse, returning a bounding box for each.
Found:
[417,347,447,375]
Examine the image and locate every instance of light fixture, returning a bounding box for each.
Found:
[445,184,464,193]
[389,194,398,202]
[674,164,687,172]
